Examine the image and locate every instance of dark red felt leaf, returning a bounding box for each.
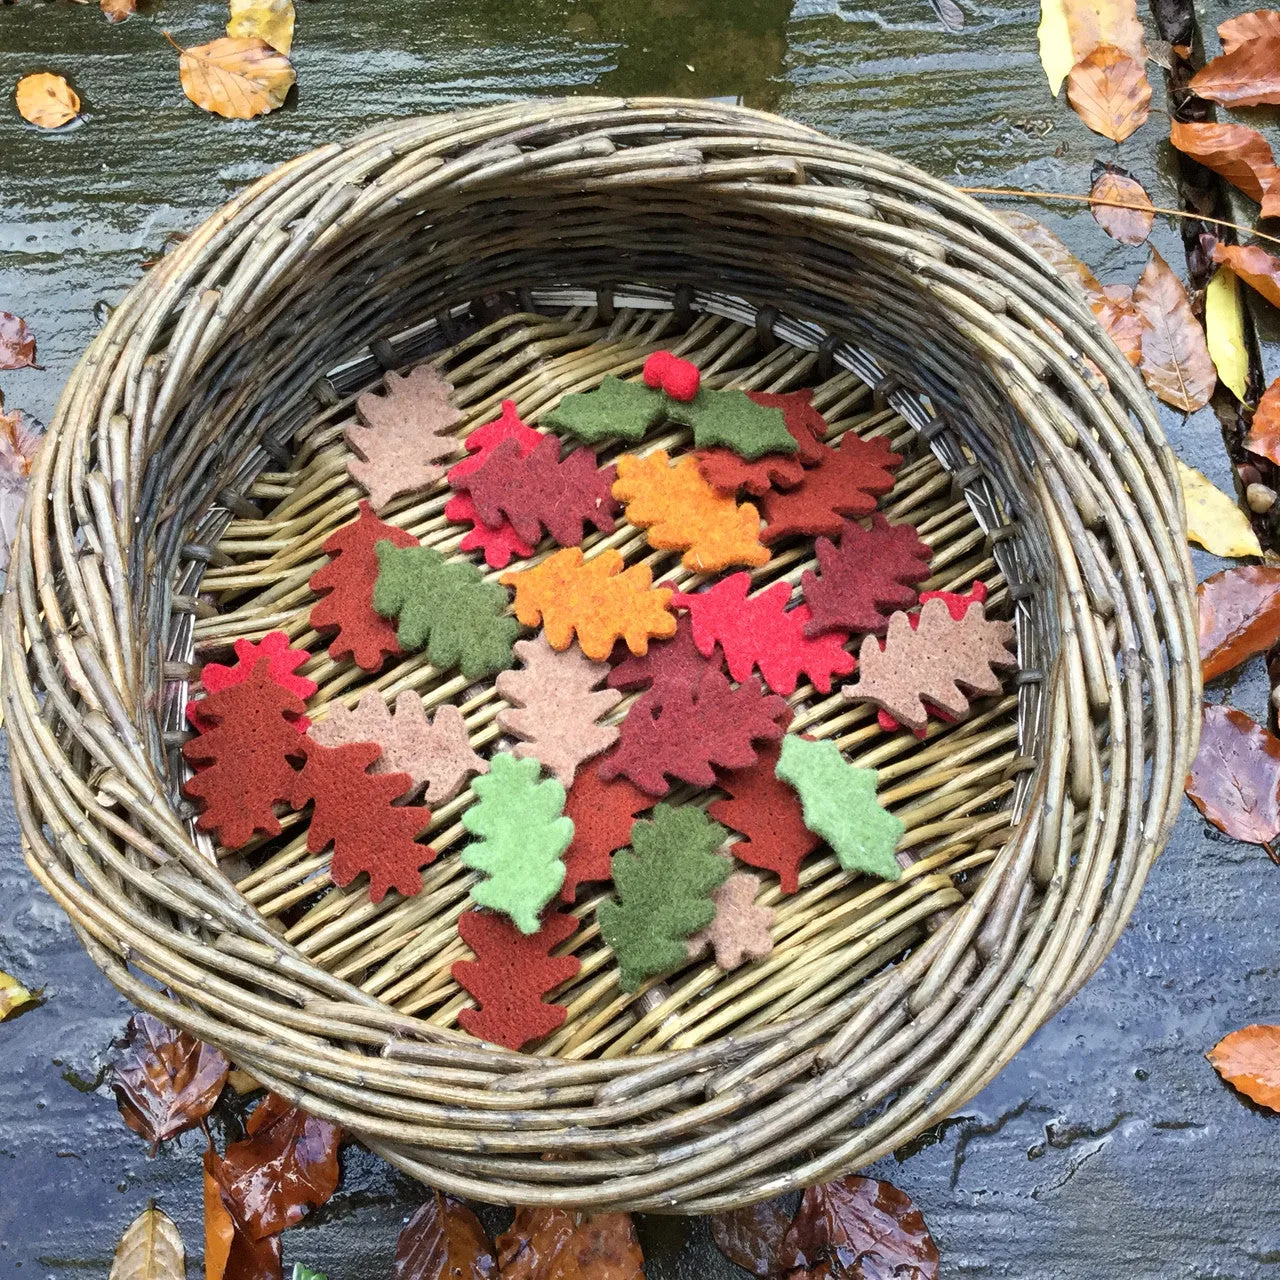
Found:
[111,1013,230,1153]
[1186,703,1280,850]
[607,615,722,695]
[778,1175,939,1279]
[450,433,618,548]
[290,739,435,901]
[675,573,855,696]
[182,663,309,849]
[496,1207,644,1280]
[709,740,820,894]
[309,501,418,671]
[1198,565,1280,682]
[214,1092,342,1242]
[189,630,317,732]
[393,1191,497,1279]
[599,668,791,797]
[696,389,829,496]
[709,1197,794,1278]
[452,907,581,1050]
[560,761,655,901]
[758,430,902,544]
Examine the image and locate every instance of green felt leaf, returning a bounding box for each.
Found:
[667,388,796,460]
[775,735,902,881]
[541,374,666,444]
[597,804,732,991]
[461,753,574,934]
[372,542,519,679]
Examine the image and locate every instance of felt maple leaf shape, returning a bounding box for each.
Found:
[289,738,435,902]
[847,596,1017,732]
[675,573,855,697]
[686,867,775,970]
[613,450,770,573]
[599,667,791,797]
[559,761,654,902]
[346,364,463,512]
[182,662,309,849]
[189,630,317,732]
[501,547,677,662]
[495,635,622,787]
[696,389,830,496]
[607,615,722,695]
[800,514,933,638]
[444,400,542,568]
[759,430,902,545]
[309,501,418,672]
[452,907,581,1050]
[307,690,487,804]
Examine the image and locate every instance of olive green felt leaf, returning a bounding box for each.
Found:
[597,804,733,991]
[775,736,902,881]
[372,542,519,678]
[461,753,574,934]
[667,389,796,461]
[542,375,666,444]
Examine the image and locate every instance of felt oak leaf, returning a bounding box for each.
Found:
[542,374,666,444]
[495,635,622,786]
[501,547,676,661]
[347,365,463,511]
[775,735,903,881]
[607,614,722,695]
[696,389,830,496]
[667,388,796,460]
[452,907,581,1050]
[560,761,654,902]
[613,450,769,573]
[461,753,574,934]
[373,543,519,678]
[686,867,775,970]
[190,630,317,731]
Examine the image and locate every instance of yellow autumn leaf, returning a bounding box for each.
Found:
[1206,267,1249,402]
[1177,459,1262,558]
[177,36,295,120]
[108,1205,186,1280]
[226,0,295,55]
[1038,0,1075,95]
[15,72,80,129]
[0,969,38,1021]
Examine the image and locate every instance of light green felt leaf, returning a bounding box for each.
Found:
[775,735,903,881]
[461,753,573,934]
[597,804,732,991]
[666,388,796,460]
[541,374,666,444]
[372,541,519,679]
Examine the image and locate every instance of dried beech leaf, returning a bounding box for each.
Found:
[1219,9,1280,52]
[1169,119,1279,204]
[496,1207,644,1280]
[1066,45,1152,143]
[393,1192,496,1279]
[178,37,295,119]
[1207,1024,1280,1111]
[1198,565,1280,681]
[1190,39,1280,107]
[0,969,40,1020]
[710,1198,793,1277]
[997,210,1104,303]
[1091,284,1148,367]
[1089,169,1154,243]
[1177,460,1262,558]
[227,0,295,53]
[101,0,137,22]
[1246,377,1280,466]
[108,1205,186,1280]
[1133,250,1216,412]
[15,72,80,128]
[1205,267,1249,401]
[1212,242,1280,308]
[0,313,38,370]
[203,1146,282,1280]
[1186,703,1280,846]
[1037,0,1148,94]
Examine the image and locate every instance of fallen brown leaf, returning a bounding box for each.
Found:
[1089,168,1154,243]
[1039,0,1149,93]
[496,1207,644,1280]
[710,1198,793,1277]
[1169,119,1279,205]
[1208,1024,1280,1111]
[1212,241,1280,308]
[108,1204,185,1280]
[1198,565,1280,681]
[1067,45,1151,142]
[1092,283,1148,366]
[997,210,1104,304]
[1133,249,1216,411]
[204,1146,282,1280]
[393,1192,496,1279]
[226,0,295,55]
[1186,703,1280,849]
[0,313,37,370]
[1218,9,1280,52]
[15,72,80,129]
[1189,40,1280,107]
[0,404,39,573]
[100,0,137,22]
[1247,377,1280,465]
[177,36,295,120]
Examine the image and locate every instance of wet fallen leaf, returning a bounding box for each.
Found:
[710,1198,794,1277]
[177,36,295,120]
[15,72,80,129]
[214,1092,342,1241]
[1198,565,1280,681]
[1189,39,1280,108]
[1246,377,1280,465]
[1186,704,1280,847]
[1134,251,1216,412]
[1212,242,1280,309]
[1092,284,1148,366]
[0,403,42,574]
[1219,9,1280,52]
[203,1146,283,1280]
[111,1013,231,1153]
[1177,459,1262,557]
[0,969,39,1020]
[292,1268,326,1280]
[0,313,37,370]
[1037,0,1148,95]
[496,1207,644,1280]
[227,0,295,54]
[1208,1024,1280,1110]
[394,1191,496,1279]
[777,1176,939,1279]
[1066,45,1151,142]
[101,0,137,22]
[997,210,1105,303]
[108,1205,186,1280]
[1169,119,1279,206]
[1089,168,1154,243]
[1205,267,1249,401]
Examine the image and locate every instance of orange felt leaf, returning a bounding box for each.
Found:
[1089,169,1154,244]
[1207,1024,1280,1111]
[1169,119,1279,204]
[1212,242,1280,308]
[1247,377,1280,465]
[1066,46,1151,143]
[612,450,769,573]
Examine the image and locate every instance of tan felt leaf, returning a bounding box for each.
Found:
[1066,46,1151,143]
[1169,119,1278,203]
[227,0,295,52]
[15,73,79,129]
[687,868,774,970]
[1133,249,1216,412]
[178,37,295,120]
[1089,170,1154,244]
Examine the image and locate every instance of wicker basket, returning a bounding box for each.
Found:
[2,98,1199,1212]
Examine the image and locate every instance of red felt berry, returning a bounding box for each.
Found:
[661,355,701,401]
[643,350,674,389]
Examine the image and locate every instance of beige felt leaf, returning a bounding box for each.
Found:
[1205,268,1249,402]
[178,37,295,120]
[226,0,295,54]
[15,73,80,129]
[1066,46,1152,143]
[687,869,775,970]
[1177,459,1262,558]
[108,1206,186,1280]
[1133,249,1216,412]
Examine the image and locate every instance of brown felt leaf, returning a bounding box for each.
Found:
[1066,46,1151,143]
[1189,38,1280,107]
[0,313,37,370]
[686,867,774,970]
[1212,242,1280,309]
[1186,703,1280,848]
[1169,119,1280,204]
[1246,377,1280,466]
[496,1207,644,1280]
[1089,169,1154,244]
[178,36,295,120]
[1091,284,1148,368]
[1198,565,1280,681]
[15,72,80,128]
[709,1198,794,1277]
[1207,1024,1280,1111]
[393,1191,496,1279]
[1133,249,1216,412]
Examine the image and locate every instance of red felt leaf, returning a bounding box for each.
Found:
[758,430,902,544]
[452,907,581,1050]
[1198,565,1280,682]
[675,573,856,696]
[451,433,618,548]
[607,614,722,694]
[309,501,418,671]
[1186,703,1280,850]
[696,389,829,496]
[290,739,436,901]
[189,630,316,732]
[709,741,821,894]
[182,663,309,849]
[560,760,654,901]
[599,668,791,797]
